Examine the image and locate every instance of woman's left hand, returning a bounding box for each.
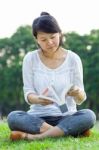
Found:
[67,86,85,101]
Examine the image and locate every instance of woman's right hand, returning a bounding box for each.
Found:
[37,97,53,106]
[27,93,53,105]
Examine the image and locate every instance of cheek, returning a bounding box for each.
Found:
[54,38,60,46]
[38,42,46,48]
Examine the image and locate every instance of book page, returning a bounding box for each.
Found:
[39,84,73,105]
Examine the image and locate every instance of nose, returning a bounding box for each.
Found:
[47,39,53,45]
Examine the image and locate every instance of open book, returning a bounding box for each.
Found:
[38,84,73,113]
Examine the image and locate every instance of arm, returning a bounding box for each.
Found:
[22,52,53,105]
[67,85,86,105]
[68,54,86,105]
[27,93,53,105]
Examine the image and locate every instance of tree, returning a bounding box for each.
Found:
[0,25,37,115]
[63,31,99,116]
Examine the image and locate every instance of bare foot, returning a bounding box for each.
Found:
[10,131,28,140]
[27,134,41,140]
[27,126,64,140]
[10,126,64,141]
[40,122,53,133]
[10,131,40,141]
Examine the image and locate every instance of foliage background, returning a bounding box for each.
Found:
[0,26,99,118]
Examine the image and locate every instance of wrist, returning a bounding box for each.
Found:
[74,91,85,104]
[27,93,40,104]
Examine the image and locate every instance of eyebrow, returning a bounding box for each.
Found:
[40,37,46,40]
[39,34,56,39]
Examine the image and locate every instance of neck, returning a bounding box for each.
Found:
[40,47,63,59]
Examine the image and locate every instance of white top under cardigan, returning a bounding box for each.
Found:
[22,49,86,117]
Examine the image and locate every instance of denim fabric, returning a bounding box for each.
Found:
[57,109,96,136]
[7,109,96,136]
[7,111,44,134]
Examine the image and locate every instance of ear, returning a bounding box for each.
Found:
[36,39,40,45]
[59,33,63,46]
[59,33,62,37]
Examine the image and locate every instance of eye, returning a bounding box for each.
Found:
[51,36,55,39]
[41,39,46,42]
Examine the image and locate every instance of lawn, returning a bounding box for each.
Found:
[0,121,99,150]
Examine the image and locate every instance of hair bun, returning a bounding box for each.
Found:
[40,12,50,16]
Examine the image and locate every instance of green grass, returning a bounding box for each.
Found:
[0,121,99,150]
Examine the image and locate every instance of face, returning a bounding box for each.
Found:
[36,32,61,53]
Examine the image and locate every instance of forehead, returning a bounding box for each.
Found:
[37,32,57,38]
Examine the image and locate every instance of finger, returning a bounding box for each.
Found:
[67,90,79,96]
[43,100,53,104]
[42,88,49,96]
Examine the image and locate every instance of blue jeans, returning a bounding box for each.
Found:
[7,109,96,136]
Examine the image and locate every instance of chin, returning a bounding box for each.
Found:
[47,47,58,52]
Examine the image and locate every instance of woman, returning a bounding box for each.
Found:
[7,12,96,140]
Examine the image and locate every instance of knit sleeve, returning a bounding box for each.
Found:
[73,54,87,105]
[22,52,36,105]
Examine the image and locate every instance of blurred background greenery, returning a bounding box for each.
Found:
[0,25,99,119]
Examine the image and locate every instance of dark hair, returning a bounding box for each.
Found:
[32,12,63,45]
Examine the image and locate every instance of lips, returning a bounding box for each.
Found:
[47,46,55,49]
